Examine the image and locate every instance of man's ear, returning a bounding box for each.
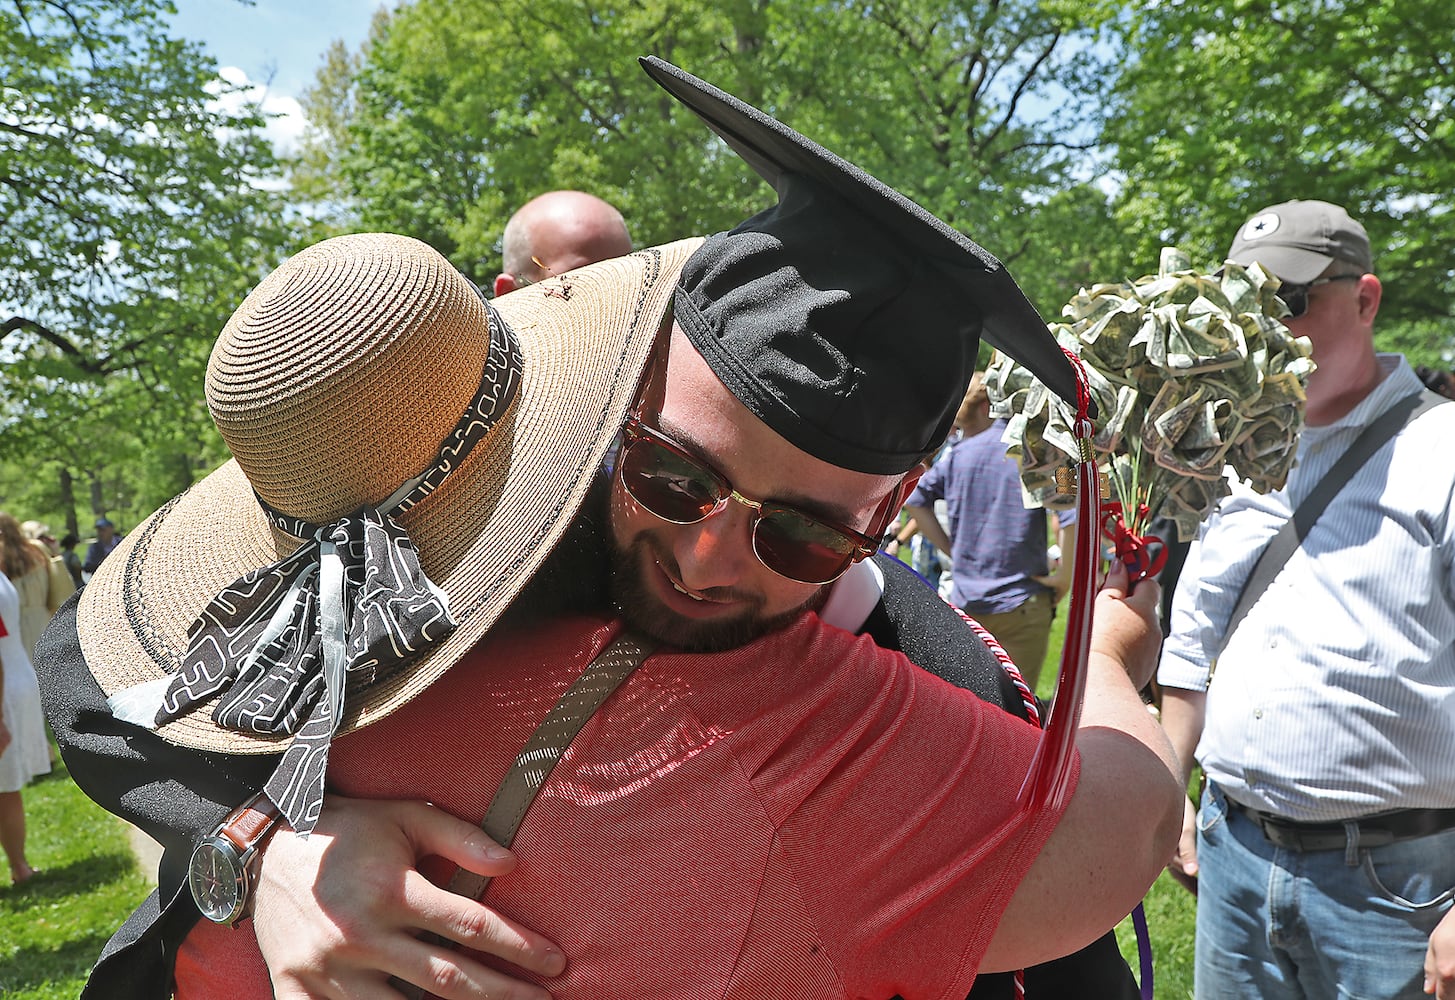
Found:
[494,273,517,297]
[1356,272,1383,325]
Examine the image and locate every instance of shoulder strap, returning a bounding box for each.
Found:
[1218,389,1445,655]
[445,629,655,900]
[396,629,655,1000]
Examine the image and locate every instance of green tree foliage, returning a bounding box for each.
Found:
[1102,0,1455,362]
[21,0,1448,536]
[0,0,292,526]
[293,0,1122,314]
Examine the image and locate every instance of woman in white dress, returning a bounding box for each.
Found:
[1,568,51,884]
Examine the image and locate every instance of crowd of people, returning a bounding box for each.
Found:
[4,55,1452,1000]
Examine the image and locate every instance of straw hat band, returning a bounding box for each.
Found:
[257,309,523,536]
[209,233,498,524]
[105,303,525,834]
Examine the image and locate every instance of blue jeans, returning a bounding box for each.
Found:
[1195,782,1455,999]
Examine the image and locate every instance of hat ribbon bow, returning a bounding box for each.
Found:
[165,498,452,835]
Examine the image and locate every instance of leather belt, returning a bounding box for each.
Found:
[1226,798,1455,852]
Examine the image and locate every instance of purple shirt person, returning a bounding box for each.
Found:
[905,396,1075,687]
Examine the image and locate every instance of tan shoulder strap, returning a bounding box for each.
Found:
[446,629,656,900]
[398,630,656,1000]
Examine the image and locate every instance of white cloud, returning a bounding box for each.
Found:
[207,65,308,156]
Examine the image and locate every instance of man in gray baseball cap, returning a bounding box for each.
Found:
[1160,198,1455,999]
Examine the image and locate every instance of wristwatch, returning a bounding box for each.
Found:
[187,793,283,925]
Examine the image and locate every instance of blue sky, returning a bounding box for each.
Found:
[168,0,384,149]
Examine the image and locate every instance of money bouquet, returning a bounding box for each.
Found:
[986,247,1314,575]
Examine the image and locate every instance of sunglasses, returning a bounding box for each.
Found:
[1278,273,1361,319]
[617,413,879,585]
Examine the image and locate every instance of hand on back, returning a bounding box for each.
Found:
[256,795,564,1000]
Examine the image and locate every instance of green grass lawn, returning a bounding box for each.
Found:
[0,754,152,1000]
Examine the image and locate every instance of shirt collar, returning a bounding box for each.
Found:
[1302,353,1418,445]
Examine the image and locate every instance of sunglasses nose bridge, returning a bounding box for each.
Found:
[700,489,765,543]
[726,488,764,516]
[663,475,758,529]
[682,479,758,526]
[721,490,775,552]
[672,489,764,585]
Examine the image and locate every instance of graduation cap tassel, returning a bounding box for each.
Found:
[1019,350,1101,815]
[1019,350,1162,997]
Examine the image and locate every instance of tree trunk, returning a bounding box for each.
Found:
[58,466,79,538]
[89,470,105,523]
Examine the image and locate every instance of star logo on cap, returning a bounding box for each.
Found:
[1240,212,1281,241]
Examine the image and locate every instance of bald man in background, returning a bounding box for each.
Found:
[493,190,633,296]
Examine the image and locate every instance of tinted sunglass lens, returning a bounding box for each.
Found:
[1279,287,1309,319]
[754,510,857,584]
[621,440,722,522]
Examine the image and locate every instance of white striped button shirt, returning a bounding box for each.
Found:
[1159,355,1455,822]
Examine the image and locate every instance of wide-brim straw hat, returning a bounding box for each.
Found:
[77,232,702,753]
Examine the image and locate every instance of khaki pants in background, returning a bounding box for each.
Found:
[969,589,1054,690]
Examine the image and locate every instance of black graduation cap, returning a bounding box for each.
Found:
[642,56,1086,476]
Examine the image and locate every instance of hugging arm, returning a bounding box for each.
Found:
[32,595,559,1000]
[981,563,1183,972]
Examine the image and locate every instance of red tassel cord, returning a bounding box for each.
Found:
[1018,350,1100,816]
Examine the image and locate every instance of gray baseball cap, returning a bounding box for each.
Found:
[1227,200,1372,284]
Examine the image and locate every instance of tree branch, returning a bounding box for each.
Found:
[1,314,148,376]
[0,172,103,227]
[980,32,1060,154]
[2,315,104,373]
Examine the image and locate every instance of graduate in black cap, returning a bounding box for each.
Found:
[641,55,1085,475]
[36,58,1177,1000]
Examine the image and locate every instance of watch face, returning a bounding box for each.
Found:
[189,838,245,924]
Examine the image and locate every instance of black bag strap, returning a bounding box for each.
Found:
[1218,388,1446,655]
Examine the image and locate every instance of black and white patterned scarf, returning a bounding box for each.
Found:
[109,304,522,834]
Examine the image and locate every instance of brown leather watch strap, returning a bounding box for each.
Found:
[218,793,282,853]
